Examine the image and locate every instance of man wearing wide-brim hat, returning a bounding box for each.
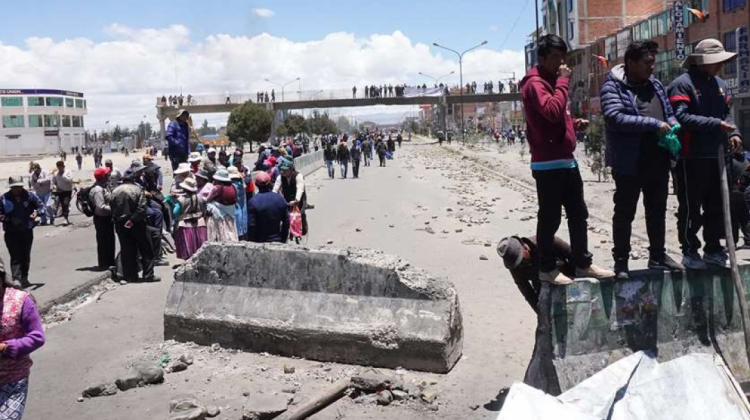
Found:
[668,38,746,269]
[166,109,191,171]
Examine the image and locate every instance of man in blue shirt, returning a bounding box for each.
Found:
[0,176,41,287]
[166,109,191,171]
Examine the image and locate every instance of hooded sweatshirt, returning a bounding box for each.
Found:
[519,65,578,170]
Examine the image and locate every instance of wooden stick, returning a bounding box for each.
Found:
[718,142,750,369]
[277,379,351,420]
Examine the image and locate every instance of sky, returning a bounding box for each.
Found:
[0,0,537,129]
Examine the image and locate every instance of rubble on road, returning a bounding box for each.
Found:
[169,394,207,420]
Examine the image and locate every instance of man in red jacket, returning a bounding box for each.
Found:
[520,34,614,285]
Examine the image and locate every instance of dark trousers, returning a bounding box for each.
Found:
[56,191,72,219]
[352,159,360,178]
[533,167,592,272]
[612,168,669,261]
[514,277,541,314]
[170,153,187,171]
[93,215,116,268]
[4,230,33,282]
[675,158,723,255]
[146,200,164,259]
[731,188,750,245]
[340,160,349,178]
[115,222,155,280]
[378,153,386,167]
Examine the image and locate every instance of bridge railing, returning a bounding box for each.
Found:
[156,87,512,108]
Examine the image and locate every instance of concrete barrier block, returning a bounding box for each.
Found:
[527,264,750,393]
[164,243,464,373]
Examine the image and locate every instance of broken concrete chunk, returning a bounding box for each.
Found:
[170,360,188,373]
[283,365,295,374]
[206,406,221,418]
[82,383,118,398]
[179,353,194,365]
[351,373,398,392]
[242,393,290,420]
[169,394,207,420]
[392,390,409,401]
[376,390,394,406]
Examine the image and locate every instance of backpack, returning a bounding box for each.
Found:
[76,186,95,217]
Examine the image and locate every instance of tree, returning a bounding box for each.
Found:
[282,114,307,136]
[275,124,289,137]
[307,111,339,135]
[197,119,218,136]
[336,116,353,133]
[227,101,273,152]
[584,116,609,182]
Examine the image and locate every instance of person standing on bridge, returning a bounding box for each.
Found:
[353,86,357,98]
[271,90,276,102]
[166,109,191,171]
[519,34,614,285]
[601,41,684,279]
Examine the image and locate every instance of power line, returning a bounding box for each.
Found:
[498,0,532,51]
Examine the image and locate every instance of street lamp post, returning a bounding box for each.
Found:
[432,41,488,145]
[418,71,455,85]
[264,77,301,103]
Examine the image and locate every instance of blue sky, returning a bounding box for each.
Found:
[2,0,536,52]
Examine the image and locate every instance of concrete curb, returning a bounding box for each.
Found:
[38,272,111,316]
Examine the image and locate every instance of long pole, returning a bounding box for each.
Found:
[718,141,750,369]
[535,0,540,45]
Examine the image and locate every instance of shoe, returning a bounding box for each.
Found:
[703,251,731,269]
[19,278,31,288]
[576,264,615,279]
[10,281,24,289]
[682,252,708,270]
[142,276,161,283]
[539,269,573,285]
[155,259,170,267]
[648,254,685,271]
[614,260,629,280]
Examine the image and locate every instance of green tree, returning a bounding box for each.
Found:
[283,114,307,136]
[197,119,217,136]
[307,111,339,135]
[275,124,289,137]
[336,116,353,133]
[227,101,273,152]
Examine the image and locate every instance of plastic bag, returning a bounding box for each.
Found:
[289,206,303,238]
[658,123,682,156]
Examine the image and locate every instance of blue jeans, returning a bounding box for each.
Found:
[326,160,335,178]
[36,192,53,225]
[340,161,349,178]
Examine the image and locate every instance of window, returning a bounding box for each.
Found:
[657,13,668,36]
[28,115,42,128]
[724,30,738,76]
[65,98,74,108]
[27,96,44,107]
[632,25,641,41]
[605,36,617,62]
[2,116,24,128]
[75,99,84,108]
[617,30,631,58]
[725,0,745,12]
[0,97,23,107]
[72,116,82,128]
[83,100,87,109]
[641,21,651,39]
[43,115,59,128]
[45,97,63,107]
[61,115,71,127]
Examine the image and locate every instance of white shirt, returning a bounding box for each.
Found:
[52,170,74,192]
[273,172,305,202]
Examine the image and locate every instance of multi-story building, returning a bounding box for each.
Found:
[0,89,87,155]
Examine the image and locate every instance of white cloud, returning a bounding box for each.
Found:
[252,8,274,18]
[0,25,526,130]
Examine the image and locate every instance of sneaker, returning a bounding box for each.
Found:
[614,260,629,280]
[703,252,731,269]
[576,264,616,279]
[682,252,707,270]
[648,254,685,271]
[142,276,162,283]
[539,269,573,285]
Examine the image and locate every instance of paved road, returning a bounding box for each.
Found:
[24,140,616,420]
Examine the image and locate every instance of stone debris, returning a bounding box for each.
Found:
[82,383,118,398]
[392,389,409,401]
[170,360,189,373]
[210,343,222,353]
[479,255,489,261]
[283,365,295,374]
[179,353,194,365]
[206,406,221,418]
[242,392,291,420]
[115,362,165,391]
[376,390,394,406]
[326,239,334,244]
[169,394,207,420]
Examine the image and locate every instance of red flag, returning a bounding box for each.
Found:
[592,55,609,67]
[687,8,706,21]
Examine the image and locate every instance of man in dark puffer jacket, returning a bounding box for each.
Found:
[601,40,684,279]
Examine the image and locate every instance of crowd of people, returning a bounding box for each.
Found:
[497,34,746,313]
[320,131,401,178]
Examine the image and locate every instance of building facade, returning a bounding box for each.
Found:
[0,89,87,155]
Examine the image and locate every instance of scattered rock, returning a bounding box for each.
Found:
[479,255,489,261]
[242,393,290,420]
[455,229,463,233]
[82,383,118,398]
[424,227,435,235]
[376,390,394,406]
[170,360,188,373]
[389,224,395,228]
[392,390,409,401]
[470,404,480,410]
[210,343,221,352]
[282,388,297,394]
[179,353,194,366]
[484,243,492,247]
[119,280,128,286]
[351,373,398,392]
[326,239,334,245]
[424,221,430,225]
[283,365,295,374]
[116,362,165,391]
[169,394,207,420]
[77,397,84,403]
[354,393,379,404]
[420,388,438,404]
[446,208,453,212]
[355,228,362,232]
[206,406,221,418]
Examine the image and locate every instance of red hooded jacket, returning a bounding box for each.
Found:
[519,66,579,169]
